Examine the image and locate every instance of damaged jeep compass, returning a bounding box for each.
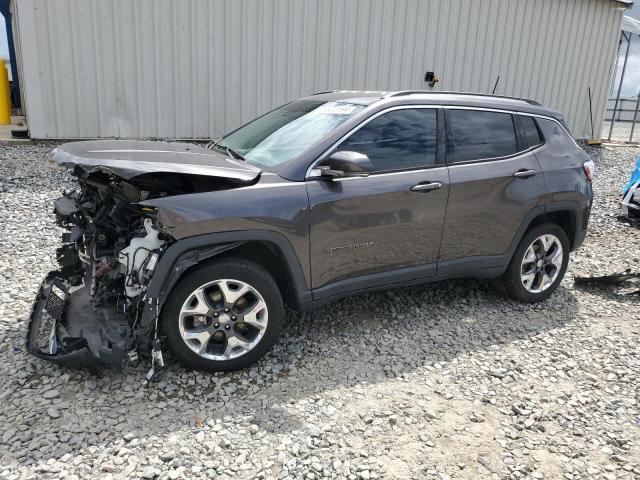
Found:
[28,91,593,372]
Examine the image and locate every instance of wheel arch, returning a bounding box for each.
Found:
[528,201,585,250]
[142,231,311,332]
[506,202,584,267]
[526,210,576,248]
[202,241,303,309]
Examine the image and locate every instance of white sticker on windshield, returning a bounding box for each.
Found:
[314,103,359,115]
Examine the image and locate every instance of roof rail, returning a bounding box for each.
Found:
[310,90,339,96]
[386,90,542,106]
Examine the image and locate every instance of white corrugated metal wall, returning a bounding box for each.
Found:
[14,0,624,139]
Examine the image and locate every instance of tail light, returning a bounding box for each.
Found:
[583,159,595,181]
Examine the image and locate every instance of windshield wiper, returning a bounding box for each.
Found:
[205,138,222,150]
[225,147,246,161]
[208,140,246,161]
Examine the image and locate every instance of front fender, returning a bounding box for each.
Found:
[138,230,312,332]
[147,230,310,300]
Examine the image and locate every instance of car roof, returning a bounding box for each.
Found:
[302,90,564,121]
[303,90,387,105]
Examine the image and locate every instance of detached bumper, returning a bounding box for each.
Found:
[27,272,132,368]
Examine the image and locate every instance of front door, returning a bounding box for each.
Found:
[306,107,450,297]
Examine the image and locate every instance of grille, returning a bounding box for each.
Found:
[34,285,66,352]
[44,288,65,320]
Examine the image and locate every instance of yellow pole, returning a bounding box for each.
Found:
[0,59,10,125]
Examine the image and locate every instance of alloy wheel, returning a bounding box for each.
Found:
[178,279,268,361]
[520,234,564,294]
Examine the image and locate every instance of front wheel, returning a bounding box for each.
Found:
[501,223,570,303]
[162,258,284,372]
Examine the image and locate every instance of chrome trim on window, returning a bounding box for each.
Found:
[305,105,442,179]
[305,104,576,179]
[443,106,578,148]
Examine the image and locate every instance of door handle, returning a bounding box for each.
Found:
[410,181,443,192]
[513,169,537,179]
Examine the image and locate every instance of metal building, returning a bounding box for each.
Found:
[9,0,631,139]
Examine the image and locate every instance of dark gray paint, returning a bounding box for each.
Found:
[307,167,449,288]
[53,140,261,183]
[141,174,313,288]
[26,91,596,370]
[54,91,592,311]
[439,148,546,263]
[534,119,593,206]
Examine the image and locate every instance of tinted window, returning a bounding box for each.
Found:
[537,118,575,148]
[520,116,543,148]
[448,110,518,162]
[337,108,438,172]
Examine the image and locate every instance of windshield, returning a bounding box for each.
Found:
[214,100,366,169]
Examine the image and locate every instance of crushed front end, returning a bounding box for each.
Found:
[27,140,261,369]
[27,170,172,368]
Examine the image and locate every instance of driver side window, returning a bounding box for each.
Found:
[336,108,438,172]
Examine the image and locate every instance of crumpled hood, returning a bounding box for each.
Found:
[53,140,262,183]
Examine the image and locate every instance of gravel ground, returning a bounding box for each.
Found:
[0,141,639,480]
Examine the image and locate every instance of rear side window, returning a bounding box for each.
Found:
[448,110,517,162]
[337,108,438,172]
[520,115,543,148]
[537,118,576,148]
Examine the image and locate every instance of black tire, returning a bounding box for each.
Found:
[162,258,284,372]
[500,223,570,303]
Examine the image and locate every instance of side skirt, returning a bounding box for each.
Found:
[304,263,506,309]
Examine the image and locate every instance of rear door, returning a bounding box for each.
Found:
[438,108,547,272]
[306,106,450,296]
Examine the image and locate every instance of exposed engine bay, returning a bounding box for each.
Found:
[28,169,173,368]
[26,140,261,371]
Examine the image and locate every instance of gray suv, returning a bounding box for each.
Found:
[28,91,594,373]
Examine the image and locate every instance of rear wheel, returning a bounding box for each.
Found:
[501,223,570,303]
[163,258,284,372]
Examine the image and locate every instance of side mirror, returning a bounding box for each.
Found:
[312,151,371,179]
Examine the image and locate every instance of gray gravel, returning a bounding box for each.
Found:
[0,141,639,480]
